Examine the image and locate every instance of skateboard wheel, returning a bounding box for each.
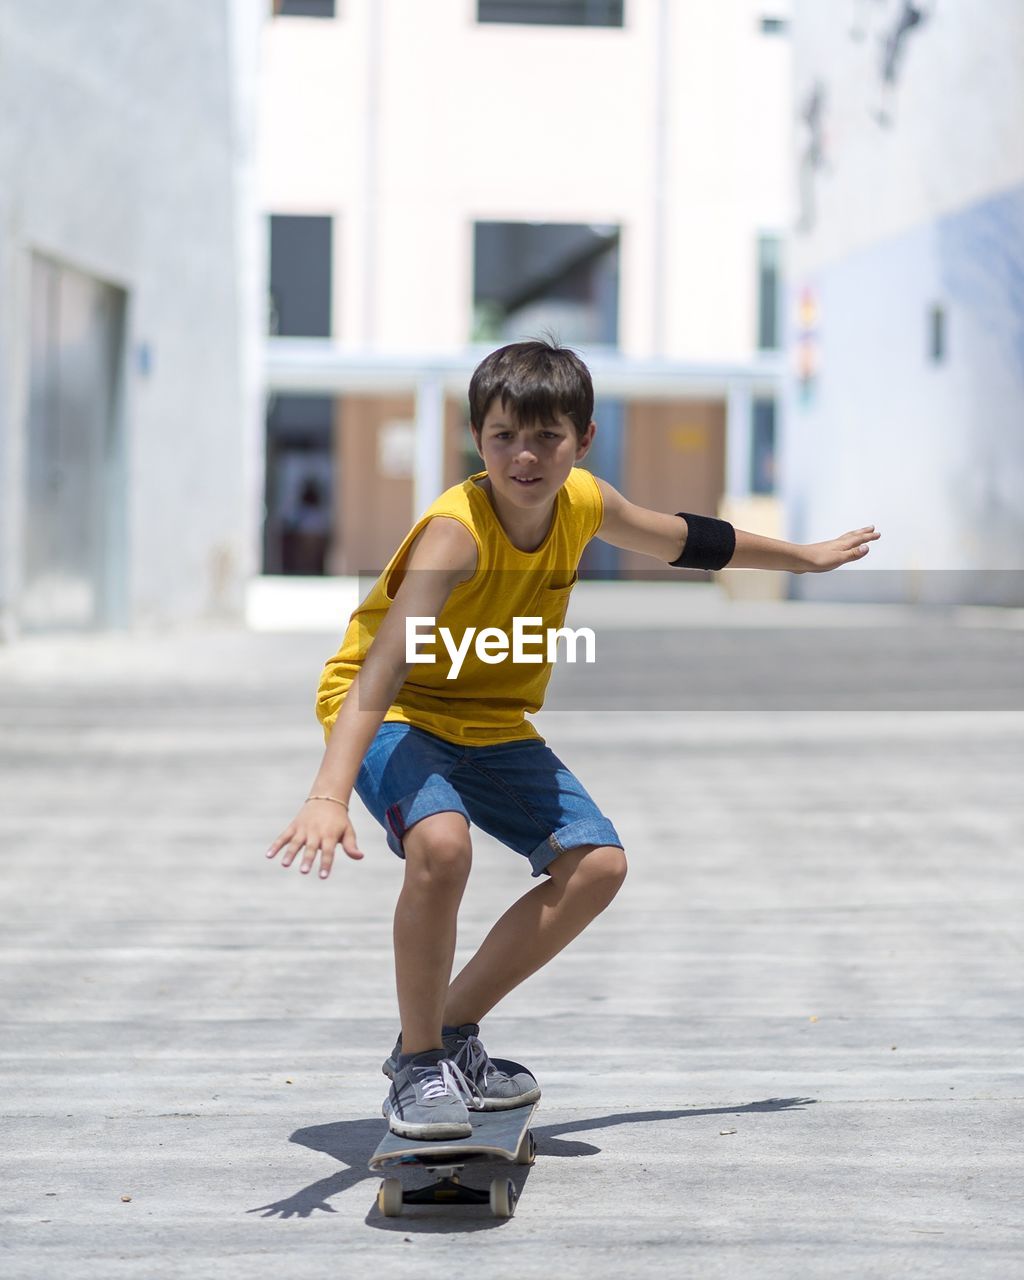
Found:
[377,1178,403,1217]
[489,1177,516,1218]
[515,1130,536,1166]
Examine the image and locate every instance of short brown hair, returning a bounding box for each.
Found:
[468,338,594,439]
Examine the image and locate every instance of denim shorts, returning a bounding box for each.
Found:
[355,722,623,877]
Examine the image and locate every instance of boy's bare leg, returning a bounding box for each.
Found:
[393,812,473,1056]
[442,845,627,1027]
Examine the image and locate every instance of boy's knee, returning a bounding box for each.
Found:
[558,844,628,900]
[403,813,472,887]
[587,845,628,896]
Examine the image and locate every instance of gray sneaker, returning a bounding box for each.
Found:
[382,1049,483,1140]
[383,1024,541,1111]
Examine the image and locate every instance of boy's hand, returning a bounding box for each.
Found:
[798,525,880,573]
[264,799,364,881]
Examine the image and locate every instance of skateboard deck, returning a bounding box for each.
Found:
[370,1060,538,1218]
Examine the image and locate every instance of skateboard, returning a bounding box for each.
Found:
[370,1060,539,1219]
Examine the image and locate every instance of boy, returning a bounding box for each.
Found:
[265,339,879,1141]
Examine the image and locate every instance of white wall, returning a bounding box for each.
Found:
[0,0,263,636]
[786,0,1024,602]
[790,0,1024,271]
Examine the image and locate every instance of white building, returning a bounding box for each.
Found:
[786,0,1024,604]
[0,0,800,639]
[0,0,264,640]
[259,0,794,583]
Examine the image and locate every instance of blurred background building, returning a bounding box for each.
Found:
[261,0,792,587]
[787,0,1024,604]
[0,0,264,639]
[2,0,1020,642]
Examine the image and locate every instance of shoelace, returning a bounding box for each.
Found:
[413,1057,485,1110]
[455,1033,505,1086]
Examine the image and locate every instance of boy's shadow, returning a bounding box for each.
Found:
[247,1096,817,1233]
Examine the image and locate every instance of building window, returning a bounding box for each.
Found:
[265,215,334,575]
[757,233,782,351]
[751,398,777,495]
[760,16,789,35]
[929,304,946,363]
[268,214,332,338]
[472,221,620,346]
[477,1,624,27]
[273,0,335,17]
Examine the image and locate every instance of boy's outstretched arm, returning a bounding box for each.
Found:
[265,516,478,881]
[593,477,880,572]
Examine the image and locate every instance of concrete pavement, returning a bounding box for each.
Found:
[1,590,1022,1278]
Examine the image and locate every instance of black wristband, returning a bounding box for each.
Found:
[668,512,735,571]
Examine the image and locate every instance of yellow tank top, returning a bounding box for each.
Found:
[315,466,604,746]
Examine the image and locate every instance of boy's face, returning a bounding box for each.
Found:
[472,404,595,510]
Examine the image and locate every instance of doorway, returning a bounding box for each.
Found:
[23,253,126,630]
